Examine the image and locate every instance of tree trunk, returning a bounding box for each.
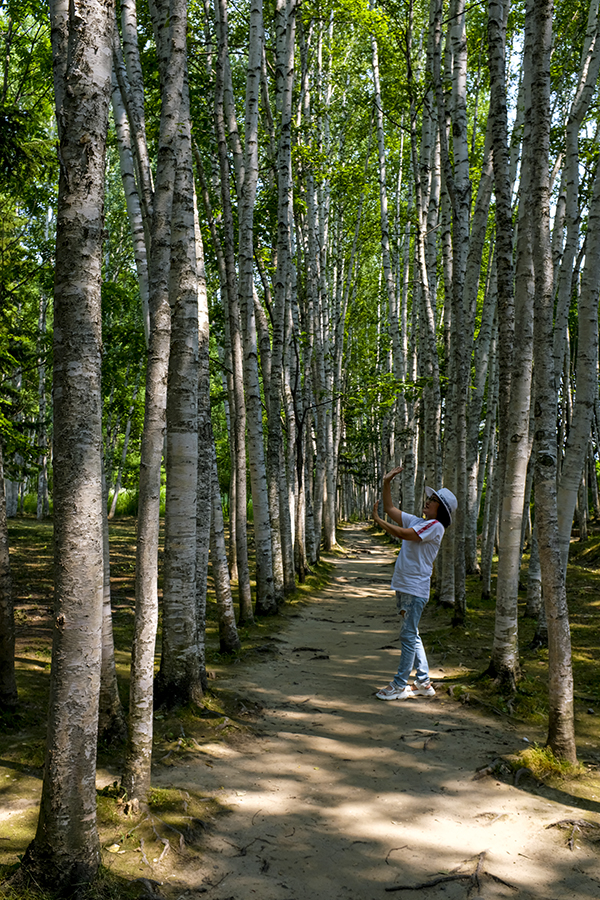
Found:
[99,466,127,744]
[36,294,50,519]
[488,0,533,689]
[238,0,276,615]
[0,439,17,709]
[213,0,253,623]
[528,0,577,764]
[209,426,241,653]
[122,0,188,805]
[156,62,203,708]
[22,0,113,884]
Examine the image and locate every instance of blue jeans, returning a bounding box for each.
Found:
[392,592,430,687]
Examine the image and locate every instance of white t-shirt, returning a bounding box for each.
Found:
[390,512,445,597]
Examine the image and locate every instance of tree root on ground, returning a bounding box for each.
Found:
[385,850,518,893]
[546,819,599,850]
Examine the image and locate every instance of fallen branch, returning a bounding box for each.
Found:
[385,845,409,865]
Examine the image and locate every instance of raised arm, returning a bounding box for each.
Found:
[372,502,421,542]
[382,466,404,526]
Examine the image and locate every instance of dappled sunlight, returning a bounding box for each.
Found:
[146,527,600,898]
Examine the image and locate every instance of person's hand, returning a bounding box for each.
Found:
[383,465,403,484]
[372,501,379,520]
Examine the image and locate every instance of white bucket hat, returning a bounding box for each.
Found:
[425,486,458,524]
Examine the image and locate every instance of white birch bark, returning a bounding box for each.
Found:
[551,0,600,391]
[23,0,112,884]
[111,67,150,343]
[214,0,253,622]
[118,0,154,235]
[266,0,297,600]
[238,0,276,615]
[488,0,534,688]
[157,67,202,706]
[99,466,126,744]
[191,187,211,693]
[209,427,241,652]
[555,2,600,567]
[0,439,17,709]
[122,0,187,805]
[528,0,577,764]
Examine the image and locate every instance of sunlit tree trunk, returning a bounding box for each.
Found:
[214,0,253,622]
[555,0,600,567]
[111,64,150,342]
[156,58,203,706]
[488,0,533,689]
[122,0,187,806]
[118,0,154,236]
[22,0,113,884]
[238,0,276,615]
[266,0,297,600]
[528,0,577,764]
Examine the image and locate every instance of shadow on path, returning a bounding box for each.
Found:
[155,525,600,900]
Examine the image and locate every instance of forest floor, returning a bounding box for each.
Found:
[2,520,600,900]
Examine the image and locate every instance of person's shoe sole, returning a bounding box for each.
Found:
[376,687,414,701]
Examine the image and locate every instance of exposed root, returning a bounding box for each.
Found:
[546,819,599,850]
[385,850,518,893]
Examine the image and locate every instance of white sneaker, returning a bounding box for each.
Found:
[376,682,414,701]
[411,681,436,697]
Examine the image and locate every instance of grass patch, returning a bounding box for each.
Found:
[516,745,586,782]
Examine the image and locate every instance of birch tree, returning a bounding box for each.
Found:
[122,0,188,807]
[0,439,17,709]
[528,0,577,764]
[21,0,113,885]
[238,0,277,615]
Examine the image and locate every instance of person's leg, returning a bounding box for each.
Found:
[392,593,428,687]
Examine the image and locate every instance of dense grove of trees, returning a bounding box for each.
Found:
[1,0,600,890]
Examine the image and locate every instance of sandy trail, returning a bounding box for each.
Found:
[151,524,600,900]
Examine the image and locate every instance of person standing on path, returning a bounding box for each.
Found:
[372,466,457,701]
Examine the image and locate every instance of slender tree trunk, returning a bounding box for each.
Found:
[111,64,150,343]
[528,0,577,764]
[238,0,276,615]
[156,62,202,707]
[99,466,127,744]
[36,294,50,519]
[488,0,533,688]
[22,0,113,884]
[122,0,188,805]
[556,156,600,566]
[0,439,17,709]
[209,426,241,653]
[214,0,253,622]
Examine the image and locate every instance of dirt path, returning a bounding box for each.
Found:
[149,524,600,900]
